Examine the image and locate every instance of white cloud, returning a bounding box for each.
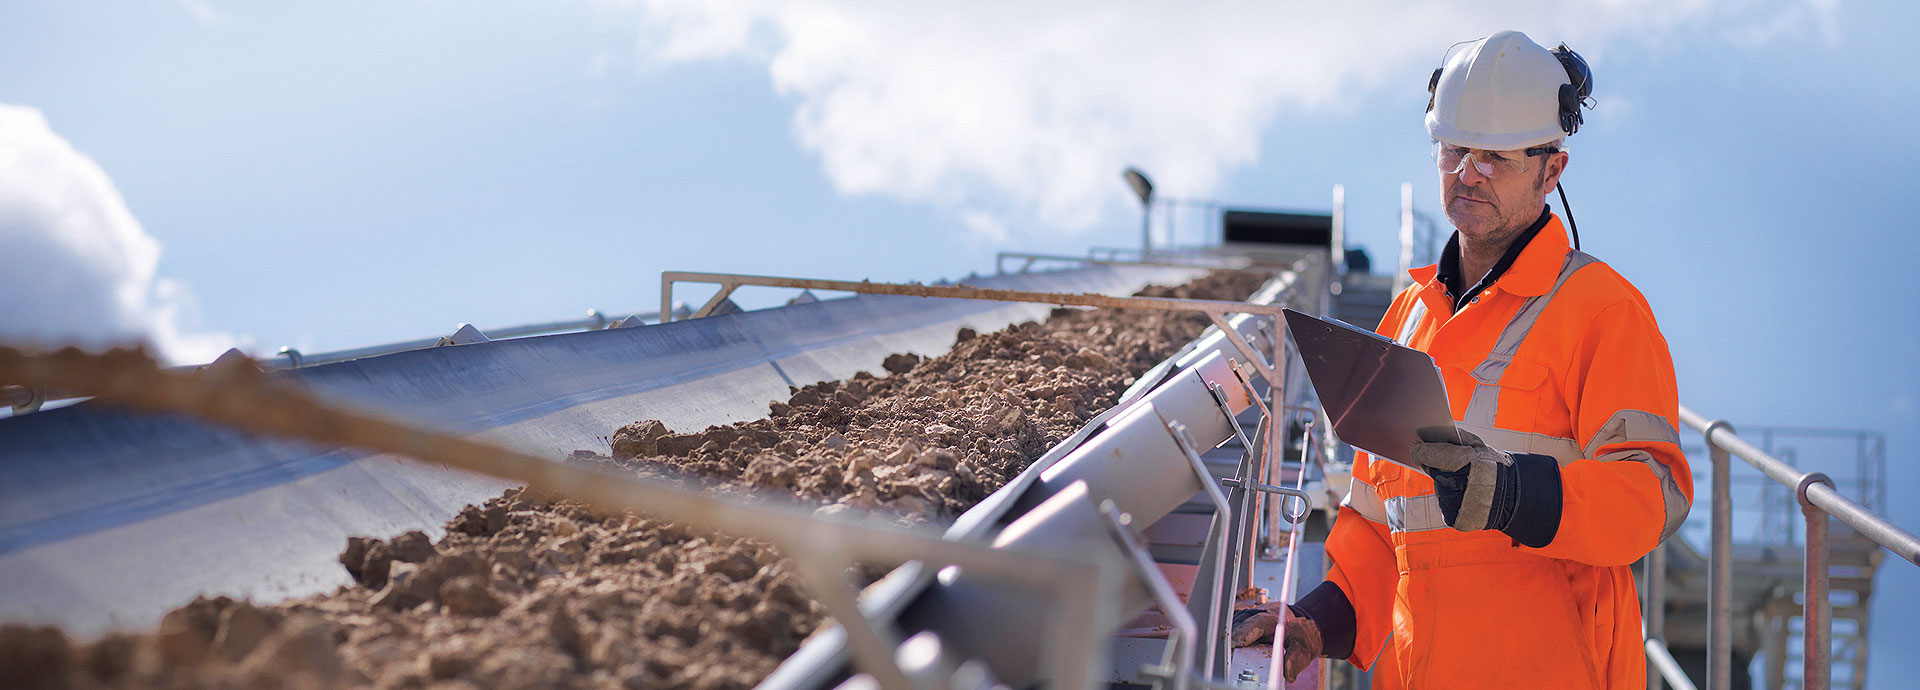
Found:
[961,209,1009,243]
[0,103,238,365]
[177,0,229,29]
[1727,0,1841,47]
[623,0,1839,239]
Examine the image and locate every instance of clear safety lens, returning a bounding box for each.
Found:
[1434,143,1532,178]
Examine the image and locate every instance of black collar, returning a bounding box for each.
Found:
[1437,206,1552,312]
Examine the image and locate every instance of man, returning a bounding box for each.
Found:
[1233,31,1692,689]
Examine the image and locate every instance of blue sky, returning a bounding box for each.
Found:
[3,1,1915,684]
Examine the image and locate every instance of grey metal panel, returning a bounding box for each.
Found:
[0,265,1204,636]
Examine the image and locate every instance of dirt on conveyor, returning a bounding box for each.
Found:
[0,270,1268,690]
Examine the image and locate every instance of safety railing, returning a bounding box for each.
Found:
[1681,405,1920,690]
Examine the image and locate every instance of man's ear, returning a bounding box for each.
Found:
[1539,152,1569,193]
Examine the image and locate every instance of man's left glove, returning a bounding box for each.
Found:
[1228,602,1321,683]
[1409,428,1563,548]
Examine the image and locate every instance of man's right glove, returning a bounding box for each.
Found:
[1227,601,1321,682]
[1409,427,1563,548]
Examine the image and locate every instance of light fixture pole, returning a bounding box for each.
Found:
[1123,167,1154,257]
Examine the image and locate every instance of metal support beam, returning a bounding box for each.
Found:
[1648,541,1669,690]
[1645,635,1700,690]
[692,281,743,319]
[1704,418,1735,690]
[1801,472,1835,690]
[1167,419,1238,680]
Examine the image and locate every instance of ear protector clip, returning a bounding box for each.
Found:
[1552,43,1593,136]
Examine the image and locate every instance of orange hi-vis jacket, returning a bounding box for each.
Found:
[1321,215,1691,689]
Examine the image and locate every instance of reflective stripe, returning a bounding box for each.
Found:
[1583,409,1681,458]
[1460,251,1599,427]
[1396,298,1427,346]
[1385,494,1449,533]
[1597,449,1690,541]
[1458,421,1583,467]
[1342,477,1390,525]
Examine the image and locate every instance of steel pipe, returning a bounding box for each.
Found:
[1645,637,1700,690]
[1804,481,1920,565]
[1703,417,1734,690]
[1799,473,1834,690]
[1647,542,1668,690]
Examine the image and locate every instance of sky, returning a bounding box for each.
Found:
[2,0,1916,685]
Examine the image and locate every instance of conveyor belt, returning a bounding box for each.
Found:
[0,265,1204,636]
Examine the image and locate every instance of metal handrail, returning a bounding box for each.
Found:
[1645,635,1700,690]
[1681,404,1920,690]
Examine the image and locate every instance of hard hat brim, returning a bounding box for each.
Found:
[1426,113,1567,152]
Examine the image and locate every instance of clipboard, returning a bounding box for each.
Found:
[1282,308,1459,473]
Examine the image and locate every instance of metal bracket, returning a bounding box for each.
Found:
[1165,417,1239,681]
[1218,479,1310,524]
[692,281,745,319]
[1094,500,1197,690]
[1205,313,1278,387]
[435,324,491,347]
[276,347,305,368]
[786,541,916,690]
[2,384,43,414]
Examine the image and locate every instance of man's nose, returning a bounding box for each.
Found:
[1456,163,1490,186]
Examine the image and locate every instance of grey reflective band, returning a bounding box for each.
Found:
[1385,494,1450,533]
[1596,449,1691,541]
[1583,409,1681,458]
[1396,299,1427,346]
[1460,251,1598,427]
[1342,477,1390,525]
[1458,421,1583,466]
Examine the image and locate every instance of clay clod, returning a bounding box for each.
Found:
[610,419,671,459]
[389,530,435,563]
[882,352,921,374]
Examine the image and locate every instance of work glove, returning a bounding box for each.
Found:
[1227,601,1321,683]
[1409,427,1562,548]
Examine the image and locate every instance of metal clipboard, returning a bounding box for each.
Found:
[1283,308,1459,473]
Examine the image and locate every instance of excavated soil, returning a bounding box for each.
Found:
[0,270,1267,690]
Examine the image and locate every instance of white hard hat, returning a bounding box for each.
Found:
[1425,30,1578,151]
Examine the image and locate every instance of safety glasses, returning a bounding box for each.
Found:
[1434,143,1559,178]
